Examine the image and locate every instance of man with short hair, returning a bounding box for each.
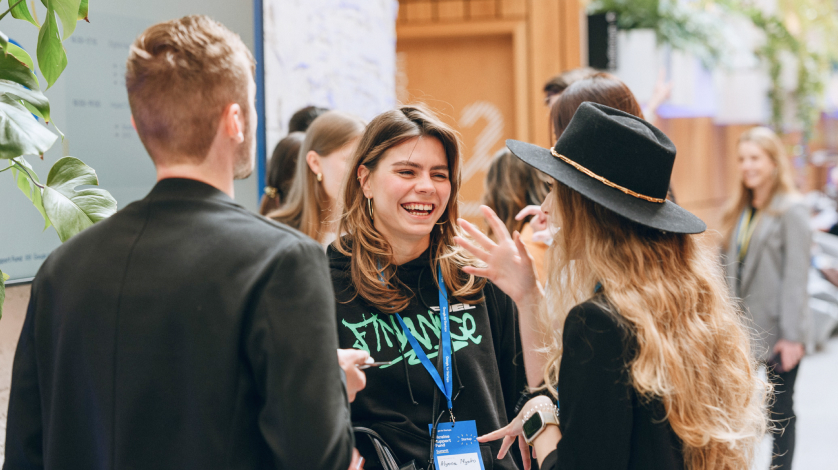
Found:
[4,15,364,469]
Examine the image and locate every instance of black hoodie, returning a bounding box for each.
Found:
[328,245,523,470]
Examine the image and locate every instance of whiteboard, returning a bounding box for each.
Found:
[0,0,261,283]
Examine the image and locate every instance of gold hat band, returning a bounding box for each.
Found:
[550,148,665,204]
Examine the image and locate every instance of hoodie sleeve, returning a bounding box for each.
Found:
[486,282,526,423]
[244,240,354,470]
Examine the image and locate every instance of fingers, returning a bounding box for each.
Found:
[461,266,491,278]
[515,205,543,221]
[337,348,371,366]
[454,236,490,264]
[477,423,512,443]
[481,205,512,241]
[457,218,496,251]
[513,231,534,266]
[497,434,515,460]
[519,434,531,470]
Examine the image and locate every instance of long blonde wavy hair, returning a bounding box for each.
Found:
[269,111,365,243]
[335,105,486,313]
[540,182,768,470]
[721,126,798,248]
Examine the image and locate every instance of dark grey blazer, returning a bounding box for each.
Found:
[723,193,811,360]
[4,178,354,470]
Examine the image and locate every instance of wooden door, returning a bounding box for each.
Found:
[396,0,581,220]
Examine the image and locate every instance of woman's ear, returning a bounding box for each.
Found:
[358,165,372,198]
[305,150,322,176]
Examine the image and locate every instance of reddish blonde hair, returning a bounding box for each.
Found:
[126,15,255,163]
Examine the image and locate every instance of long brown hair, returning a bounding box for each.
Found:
[551,72,644,139]
[721,126,798,247]
[540,182,768,470]
[481,148,549,236]
[259,131,304,215]
[269,111,365,242]
[336,105,486,313]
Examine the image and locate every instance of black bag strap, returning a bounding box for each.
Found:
[354,427,402,470]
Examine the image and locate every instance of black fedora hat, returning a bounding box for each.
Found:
[507,101,705,234]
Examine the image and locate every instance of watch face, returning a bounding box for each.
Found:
[523,412,544,441]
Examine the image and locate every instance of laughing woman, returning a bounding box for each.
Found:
[457,103,768,470]
[329,105,524,470]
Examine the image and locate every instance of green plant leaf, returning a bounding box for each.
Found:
[77,0,86,21]
[37,6,67,89]
[0,31,8,52]
[0,95,57,159]
[0,79,50,122]
[43,157,117,242]
[49,0,82,40]
[5,42,37,75]
[0,268,7,320]
[9,0,39,27]
[11,157,50,229]
[0,49,39,91]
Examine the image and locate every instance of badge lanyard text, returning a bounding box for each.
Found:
[380,265,454,420]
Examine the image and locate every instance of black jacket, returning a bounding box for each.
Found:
[4,178,354,470]
[328,246,522,470]
[540,299,684,470]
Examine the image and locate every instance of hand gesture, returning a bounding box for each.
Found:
[337,349,370,402]
[516,205,548,232]
[455,205,541,305]
[477,408,531,470]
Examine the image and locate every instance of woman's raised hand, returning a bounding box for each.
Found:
[455,205,542,305]
[515,205,548,232]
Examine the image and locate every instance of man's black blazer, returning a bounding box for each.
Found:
[4,178,354,469]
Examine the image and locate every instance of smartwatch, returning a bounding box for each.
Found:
[522,408,559,445]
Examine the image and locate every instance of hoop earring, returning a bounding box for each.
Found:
[316,173,323,182]
[367,198,374,220]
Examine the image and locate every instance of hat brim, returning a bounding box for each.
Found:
[507,139,706,234]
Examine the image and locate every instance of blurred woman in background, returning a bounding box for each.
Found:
[259,131,305,215]
[269,111,365,246]
[721,126,810,470]
[482,148,550,282]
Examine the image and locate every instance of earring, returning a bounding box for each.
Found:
[316,173,323,182]
[367,198,374,220]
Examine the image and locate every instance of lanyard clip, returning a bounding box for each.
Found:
[449,409,455,424]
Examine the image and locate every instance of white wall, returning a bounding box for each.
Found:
[262,0,398,154]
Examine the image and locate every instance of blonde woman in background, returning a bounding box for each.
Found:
[482,148,551,282]
[456,103,767,470]
[721,126,810,470]
[269,111,365,246]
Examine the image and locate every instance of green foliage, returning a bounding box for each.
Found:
[0,94,57,158]
[43,157,116,242]
[1,0,116,312]
[588,0,730,69]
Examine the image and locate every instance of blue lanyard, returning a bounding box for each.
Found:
[382,265,454,414]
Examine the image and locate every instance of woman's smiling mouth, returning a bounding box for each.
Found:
[402,203,435,217]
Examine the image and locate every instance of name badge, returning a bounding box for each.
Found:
[428,420,485,470]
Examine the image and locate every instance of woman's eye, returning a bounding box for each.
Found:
[398,170,413,176]
[433,173,448,179]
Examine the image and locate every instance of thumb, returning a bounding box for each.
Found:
[338,348,371,366]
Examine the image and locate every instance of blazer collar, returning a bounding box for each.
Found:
[147,178,238,206]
